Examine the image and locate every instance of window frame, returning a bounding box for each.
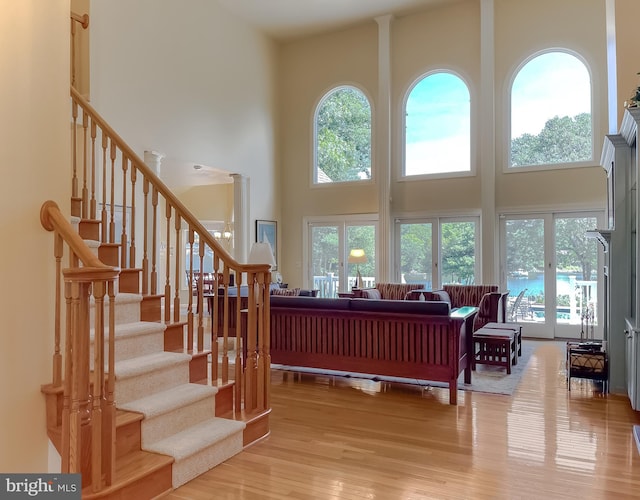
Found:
[311,84,374,187]
[505,48,596,173]
[303,214,379,293]
[400,69,475,181]
[394,214,481,289]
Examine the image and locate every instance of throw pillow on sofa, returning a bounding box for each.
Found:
[359,288,382,300]
[271,287,300,296]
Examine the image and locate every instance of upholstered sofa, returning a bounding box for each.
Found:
[356,283,507,332]
[268,295,477,405]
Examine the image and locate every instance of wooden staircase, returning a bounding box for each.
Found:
[39,82,273,496]
[40,224,260,498]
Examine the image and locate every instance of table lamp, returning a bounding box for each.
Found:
[348,249,367,289]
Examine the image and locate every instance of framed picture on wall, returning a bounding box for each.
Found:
[256,220,277,270]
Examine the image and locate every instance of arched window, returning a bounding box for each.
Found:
[314,86,371,184]
[510,51,592,168]
[404,72,471,177]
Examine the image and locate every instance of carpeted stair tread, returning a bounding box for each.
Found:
[115,351,191,379]
[145,418,246,461]
[119,383,218,418]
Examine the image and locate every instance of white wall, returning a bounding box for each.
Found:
[90,0,278,248]
[277,0,609,288]
[0,0,70,471]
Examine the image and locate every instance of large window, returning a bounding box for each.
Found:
[314,86,372,184]
[404,72,471,177]
[396,217,479,288]
[510,51,592,169]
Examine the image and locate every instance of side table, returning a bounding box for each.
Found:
[566,341,608,392]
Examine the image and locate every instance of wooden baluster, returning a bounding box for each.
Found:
[104,279,116,486]
[151,187,158,295]
[61,281,72,473]
[197,241,204,349]
[234,278,242,412]
[71,100,79,200]
[70,18,76,87]
[100,134,108,242]
[212,256,221,384]
[173,214,181,325]
[109,142,116,244]
[196,242,206,352]
[129,165,136,267]
[192,241,204,354]
[142,178,149,295]
[219,265,229,385]
[91,280,105,491]
[164,203,172,323]
[256,273,265,411]
[120,156,128,268]
[90,119,97,220]
[263,274,272,409]
[187,228,195,350]
[256,273,268,411]
[53,233,63,386]
[82,110,89,219]
[245,274,258,411]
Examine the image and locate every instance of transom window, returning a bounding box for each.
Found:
[404,72,471,177]
[510,51,592,168]
[314,86,371,184]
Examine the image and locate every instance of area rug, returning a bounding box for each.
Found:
[271,340,555,397]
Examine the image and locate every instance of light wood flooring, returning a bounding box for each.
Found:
[166,340,640,499]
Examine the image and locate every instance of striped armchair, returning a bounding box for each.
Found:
[439,285,507,331]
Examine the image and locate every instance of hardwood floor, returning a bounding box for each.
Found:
[166,341,640,499]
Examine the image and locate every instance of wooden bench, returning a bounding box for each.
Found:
[472,327,517,374]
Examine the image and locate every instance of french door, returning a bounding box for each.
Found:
[500,211,603,339]
[395,217,479,289]
[307,218,377,297]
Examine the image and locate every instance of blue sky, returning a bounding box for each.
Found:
[404,52,591,175]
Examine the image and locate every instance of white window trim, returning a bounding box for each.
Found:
[400,69,475,180]
[311,83,374,187]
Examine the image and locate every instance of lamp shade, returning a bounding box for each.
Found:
[348,248,367,264]
[248,241,276,268]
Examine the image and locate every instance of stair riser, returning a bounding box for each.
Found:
[116,362,190,405]
[141,397,216,446]
[171,432,243,488]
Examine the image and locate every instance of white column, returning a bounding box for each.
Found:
[232,173,250,263]
[480,0,497,283]
[144,150,163,174]
[375,14,393,282]
[605,0,618,133]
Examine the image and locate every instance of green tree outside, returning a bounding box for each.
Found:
[317,87,371,182]
[511,113,591,167]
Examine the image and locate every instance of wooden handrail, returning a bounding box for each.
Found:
[41,198,118,490]
[71,12,89,29]
[41,200,115,271]
[69,87,269,277]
